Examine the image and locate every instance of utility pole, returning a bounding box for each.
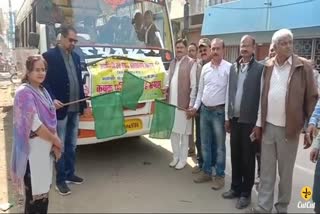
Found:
[8,0,15,49]
[183,0,190,40]
[264,0,272,31]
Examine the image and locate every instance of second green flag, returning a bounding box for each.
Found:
[149,99,176,139]
[91,92,126,139]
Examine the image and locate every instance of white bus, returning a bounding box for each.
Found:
[15,0,174,145]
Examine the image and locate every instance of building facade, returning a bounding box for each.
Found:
[201,0,320,67]
[169,0,235,43]
[0,8,9,53]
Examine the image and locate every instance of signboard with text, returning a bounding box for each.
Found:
[87,57,166,102]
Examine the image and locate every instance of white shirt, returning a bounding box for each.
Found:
[256,56,292,127]
[167,56,197,107]
[168,56,197,135]
[194,60,232,110]
[29,113,53,195]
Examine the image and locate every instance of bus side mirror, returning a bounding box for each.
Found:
[28,32,40,48]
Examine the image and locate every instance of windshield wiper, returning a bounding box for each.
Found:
[86,55,144,66]
[144,50,161,57]
[85,54,103,59]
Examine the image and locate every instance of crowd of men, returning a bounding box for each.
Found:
[15,24,320,213]
[165,28,320,213]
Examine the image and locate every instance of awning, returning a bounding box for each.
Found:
[201,0,320,36]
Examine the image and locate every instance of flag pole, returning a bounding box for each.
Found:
[63,97,91,106]
[62,71,189,112]
[63,96,188,112]
[176,106,188,112]
[62,96,188,112]
[62,91,118,106]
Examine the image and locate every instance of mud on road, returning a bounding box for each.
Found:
[0,83,24,213]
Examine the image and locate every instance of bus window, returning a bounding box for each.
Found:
[47,0,173,51]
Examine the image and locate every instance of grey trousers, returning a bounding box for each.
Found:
[257,123,299,213]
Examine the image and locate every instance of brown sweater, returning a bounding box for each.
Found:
[167,56,196,109]
[260,54,318,140]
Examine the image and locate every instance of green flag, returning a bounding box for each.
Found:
[121,71,145,110]
[91,92,126,139]
[149,99,176,139]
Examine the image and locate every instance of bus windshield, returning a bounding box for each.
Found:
[47,0,173,51]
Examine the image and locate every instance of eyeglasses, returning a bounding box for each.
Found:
[68,38,78,44]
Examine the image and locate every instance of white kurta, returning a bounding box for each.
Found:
[169,56,197,135]
[28,108,54,196]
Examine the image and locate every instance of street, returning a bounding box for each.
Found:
[48,136,317,213]
[0,0,319,212]
[0,73,12,89]
[1,122,317,212]
[0,80,316,213]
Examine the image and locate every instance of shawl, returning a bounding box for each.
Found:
[11,83,57,193]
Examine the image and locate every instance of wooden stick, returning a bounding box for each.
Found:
[87,56,144,67]
[176,106,188,112]
[63,97,91,106]
[62,95,189,112]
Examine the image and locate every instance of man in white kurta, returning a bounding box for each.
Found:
[166,39,197,170]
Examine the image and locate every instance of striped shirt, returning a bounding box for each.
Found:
[309,100,320,126]
[309,99,320,149]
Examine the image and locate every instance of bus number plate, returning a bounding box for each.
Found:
[125,119,142,131]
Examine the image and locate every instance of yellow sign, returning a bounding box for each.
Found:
[125,119,142,131]
[87,57,166,101]
[300,186,312,201]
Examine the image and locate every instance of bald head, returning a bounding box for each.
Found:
[241,35,256,46]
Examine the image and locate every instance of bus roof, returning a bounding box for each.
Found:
[16,0,33,25]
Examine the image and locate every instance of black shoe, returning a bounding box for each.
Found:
[66,175,84,184]
[236,196,251,209]
[55,183,71,196]
[222,189,240,199]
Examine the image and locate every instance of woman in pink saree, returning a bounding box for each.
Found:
[11,55,62,214]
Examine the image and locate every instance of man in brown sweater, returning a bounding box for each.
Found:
[165,38,197,170]
[249,28,318,213]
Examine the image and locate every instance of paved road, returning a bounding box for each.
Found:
[43,134,316,213]
[0,72,12,88]
[0,93,315,213]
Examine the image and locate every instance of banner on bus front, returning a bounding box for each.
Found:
[86,57,166,102]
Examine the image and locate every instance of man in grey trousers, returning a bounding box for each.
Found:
[249,28,318,213]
